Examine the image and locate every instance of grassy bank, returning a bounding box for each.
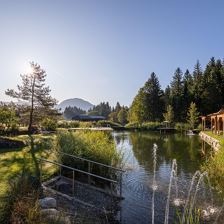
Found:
[201,131,224,191]
[0,135,57,223]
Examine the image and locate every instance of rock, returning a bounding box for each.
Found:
[39,197,57,209]
[40,209,71,224]
[56,181,72,194]
[40,208,59,216]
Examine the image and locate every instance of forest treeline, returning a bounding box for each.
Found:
[64,57,224,125]
[128,57,224,123]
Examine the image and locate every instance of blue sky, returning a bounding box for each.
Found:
[0,0,224,106]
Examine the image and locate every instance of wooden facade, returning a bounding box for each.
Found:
[201,107,224,136]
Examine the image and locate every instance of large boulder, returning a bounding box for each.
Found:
[39,197,57,209]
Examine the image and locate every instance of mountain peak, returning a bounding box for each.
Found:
[57,98,94,111]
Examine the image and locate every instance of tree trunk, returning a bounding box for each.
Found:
[28,77,35,134]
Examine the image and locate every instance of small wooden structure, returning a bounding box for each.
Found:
[201,107,224,136]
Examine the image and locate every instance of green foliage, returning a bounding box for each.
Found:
[125,121,161,130]
[63,106,86,120]
[175,122,191,131]
[5,62,57,133]
[0,105,18,133]
[58,120,80,128]
[41,118,57,131]
[129,73,164,123]
[117,107,128,125]
[163,105,174,125]
[109,104,128,125]
[141,122,161,130]
[129,57,224,123]
[97,120,122,128]
[202,131,224,191]
[175,208,201,224]
[88,102,111,118]
[56,131,121,167]
[187,102,200,129]
[125,122,141,129]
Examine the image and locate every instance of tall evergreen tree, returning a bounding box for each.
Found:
[170,68,184,121]
[143,72,164,121]
[192,60,203,113]
[129,73,164,122]
[182,69,193,118]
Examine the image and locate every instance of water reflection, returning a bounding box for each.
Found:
[113,131,214,224]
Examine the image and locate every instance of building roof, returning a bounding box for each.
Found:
[207,106,224,117]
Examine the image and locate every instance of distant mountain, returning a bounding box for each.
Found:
[57,98,94,112]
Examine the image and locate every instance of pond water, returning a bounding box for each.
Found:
[113,131,223,224]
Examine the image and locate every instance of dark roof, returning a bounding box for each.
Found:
[72,115,105,121]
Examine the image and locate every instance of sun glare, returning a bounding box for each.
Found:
[24,62,34,74]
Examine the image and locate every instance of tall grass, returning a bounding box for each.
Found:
[125,121,161,130]
[201,131,224,192]
[175,208,201,224]
[0,172,41,224]
[55,131,121,180]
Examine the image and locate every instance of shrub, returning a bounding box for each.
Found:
[141,121,161,130]
[57,120,80,128]
[0,173,41,224]
[175,122,191,132]
[41,118,57,131]
[97,120,122,128]
[125,122,141,129]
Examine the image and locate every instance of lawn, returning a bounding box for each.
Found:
[201,131,224,192]
[0,134,57,221]
[203,130,224,146]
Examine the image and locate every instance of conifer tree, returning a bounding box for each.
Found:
[5,62,57,133]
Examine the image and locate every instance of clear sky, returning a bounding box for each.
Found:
[0,0,224,106]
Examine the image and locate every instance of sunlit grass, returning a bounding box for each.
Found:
[0,134,57,221]
[201,131,224,192]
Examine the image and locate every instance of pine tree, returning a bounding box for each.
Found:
[170,68,184,121]
[5,62,57,133]
[128,72,164,123]
[192,60,204,113]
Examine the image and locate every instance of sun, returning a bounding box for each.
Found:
[24,62,34,74]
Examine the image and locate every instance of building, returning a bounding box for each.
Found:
[201,107,224,136]
[72,115,105,122]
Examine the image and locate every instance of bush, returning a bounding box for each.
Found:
[57,120,80,128]
[41,118,57,131]
[0,173,41,224]
[125,122,141,129]
[125,121,161,130]
[141,121,161,130]
[97,120,122,128]
[175,122,191,132]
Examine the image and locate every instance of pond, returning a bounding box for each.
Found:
[113,131,223,224]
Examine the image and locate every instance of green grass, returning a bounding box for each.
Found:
[201,131,224,192]
[202,130,224,146]
[0,134,57,222]
[56,130,122,180]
